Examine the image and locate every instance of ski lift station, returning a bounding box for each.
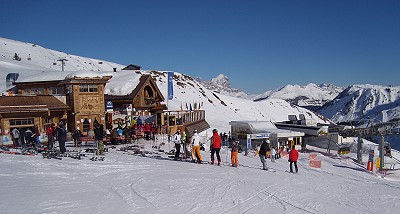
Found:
[229,120,305,150]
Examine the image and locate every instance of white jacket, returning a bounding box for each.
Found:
[173,133,182,144]
[270,148,276,156]
[191,133,201,146]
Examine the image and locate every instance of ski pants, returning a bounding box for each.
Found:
[211,148,221,164]
[97,141,104,155]
[59,140,66,154]
[290,161,298,173]
[174,143,181,160]
[271,154,276,162]
[260,154,268,170]
[192,145,202,162]
[231,151,239,167]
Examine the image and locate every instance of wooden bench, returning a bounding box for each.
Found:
[79,137,95,146]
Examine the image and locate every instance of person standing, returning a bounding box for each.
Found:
[210,129,222,166]
[94,124,104,155]
[270,146,276,163]
[46,124,56,149]
[72,128,82,147]
[289,145,299,173]
[12,128,20,147]
[231,141,240,167]
[56,122,67,154]
[259,140,269,170]
[190,130,202,164]
[173,130,182,160]
[33,125,41,146]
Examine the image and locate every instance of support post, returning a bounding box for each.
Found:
[357,136,363,164]
[379,135,384,171]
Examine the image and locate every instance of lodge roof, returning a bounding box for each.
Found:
[0,95,70,112]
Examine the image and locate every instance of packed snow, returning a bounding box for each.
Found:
[1,139,400,214]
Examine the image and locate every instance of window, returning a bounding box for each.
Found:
[79,84,98,93]
[10,118,34,126]
[50,86,65,95]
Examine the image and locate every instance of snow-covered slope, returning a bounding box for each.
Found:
[254,83,344,111]
[0,37,325,133]
[1,142,400,214]
[0,37,124,92]
[195,74,253,99]
[318,84,400,124]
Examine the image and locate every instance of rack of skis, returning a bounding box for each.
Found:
[0,145,107,161]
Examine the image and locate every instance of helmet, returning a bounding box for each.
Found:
[213,129,218,133]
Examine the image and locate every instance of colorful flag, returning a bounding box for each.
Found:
[167,72,174,100]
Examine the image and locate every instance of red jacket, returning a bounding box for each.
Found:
[289,148,299,162]
[211,133,221,149]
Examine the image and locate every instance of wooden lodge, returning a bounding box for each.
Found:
[0,68,210,145]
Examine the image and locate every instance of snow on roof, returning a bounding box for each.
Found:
[102,70,142,95]
[65,70,104,79]
[16,70,67,82]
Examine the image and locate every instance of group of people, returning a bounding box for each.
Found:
[172,129,299,173]
[172,128,223,166]
[259,140,299,173]
[11,126,41,148]
[46,122,68,154]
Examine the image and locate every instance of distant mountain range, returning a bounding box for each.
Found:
[197,74,400,126]
[318,84,400,124]
[1,37,399,127]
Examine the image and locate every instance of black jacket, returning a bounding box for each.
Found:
[259,142,268,156]
[94,125,104,141]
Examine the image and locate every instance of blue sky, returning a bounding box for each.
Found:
[1,0,399,94]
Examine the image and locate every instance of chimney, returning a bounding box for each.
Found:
[113,68,117,72]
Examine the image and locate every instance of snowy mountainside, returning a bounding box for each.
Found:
[253,83,344,111]
[318,84,400,124]
[149,71,327,132]
[0,37,124,92]
[195,74,254,99]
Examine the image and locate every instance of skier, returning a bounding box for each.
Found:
[259,140,269,170]
[270,146,276,162]
[72,128,82,147]
[190,130,202,163]
[181,131,187,159]
[231,141,240,167]
[289,145,299,173]
[173,130,182,160]
[56,122,67,154]
[12,128,20,147]
[210,129,222,166]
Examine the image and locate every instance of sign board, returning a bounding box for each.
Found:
[106,101,113,109]
[368,149,374,162]
[247,135,252,150]
[252,133,271,139]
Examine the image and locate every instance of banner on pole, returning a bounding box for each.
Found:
[168,72,174,100]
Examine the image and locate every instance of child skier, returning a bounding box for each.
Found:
[231,141,240,167]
